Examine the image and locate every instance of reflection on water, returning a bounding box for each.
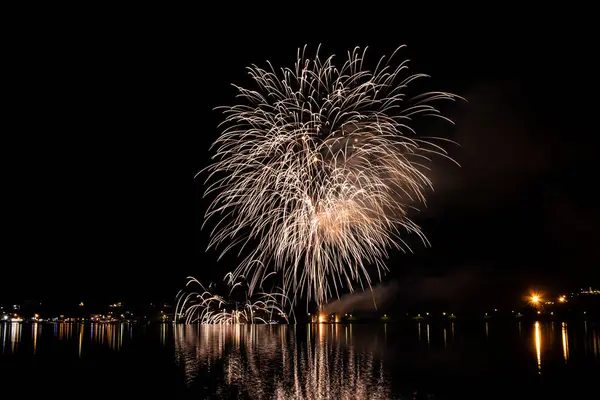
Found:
[0,322,137,355]
[174,324,390,399]
[161,322,167,346]
[426,323,430,344]
[57,322,73,340]
[562,322,569,362]
[443,327,447,347]
[595,328,600,358]
[11,322,21,353]
[32,323,40,354]
[485,321,489,338]
[1,323,6,353]
[171,320,600,398]
[535,321,542,373]
[1,320,600,397]
[78,323,84,357]
[525,321,600,371]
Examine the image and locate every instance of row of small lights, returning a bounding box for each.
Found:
[309,312,456,319]
[308,294,576,320]
[310,293,590,321]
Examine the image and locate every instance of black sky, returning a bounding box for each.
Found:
[3,15,598,307]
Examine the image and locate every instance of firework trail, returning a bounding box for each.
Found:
[203,45,461,308]
[176,273,291,324]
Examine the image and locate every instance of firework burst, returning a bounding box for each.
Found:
[176,273,290,324]
[203,45,461,308]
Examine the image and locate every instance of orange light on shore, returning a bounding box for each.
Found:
[318,314,326,323]
[558,295,567,303]
[526,292,545,309]
[527,292,543,306]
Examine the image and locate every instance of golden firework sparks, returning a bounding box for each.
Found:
[202,45,461,308]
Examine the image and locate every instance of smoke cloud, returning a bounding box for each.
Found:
[321,281,398,314]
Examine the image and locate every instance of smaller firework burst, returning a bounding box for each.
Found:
[175,273,292,324]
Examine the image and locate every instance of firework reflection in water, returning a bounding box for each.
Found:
[174,324,390,399]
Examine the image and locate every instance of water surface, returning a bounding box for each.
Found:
[1,320,599,398]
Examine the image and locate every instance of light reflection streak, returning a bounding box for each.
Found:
[174,324,391,399]
[57,322,74,341]
[103,323,125,351]
[107,324,112,348]
[593,327,599,359]
[485,322,489,339]
[92,323,99,343]
[78,323,84,357]
[1,323,7,354]
[443,327,447,348]
[561,322,569,362]
[160,323,167,346]
[32,323,39,354]
[534,322,542,373]
[11,322,21,353]
[583,322,588,355]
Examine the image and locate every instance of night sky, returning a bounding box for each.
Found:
[4,17,598,309]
